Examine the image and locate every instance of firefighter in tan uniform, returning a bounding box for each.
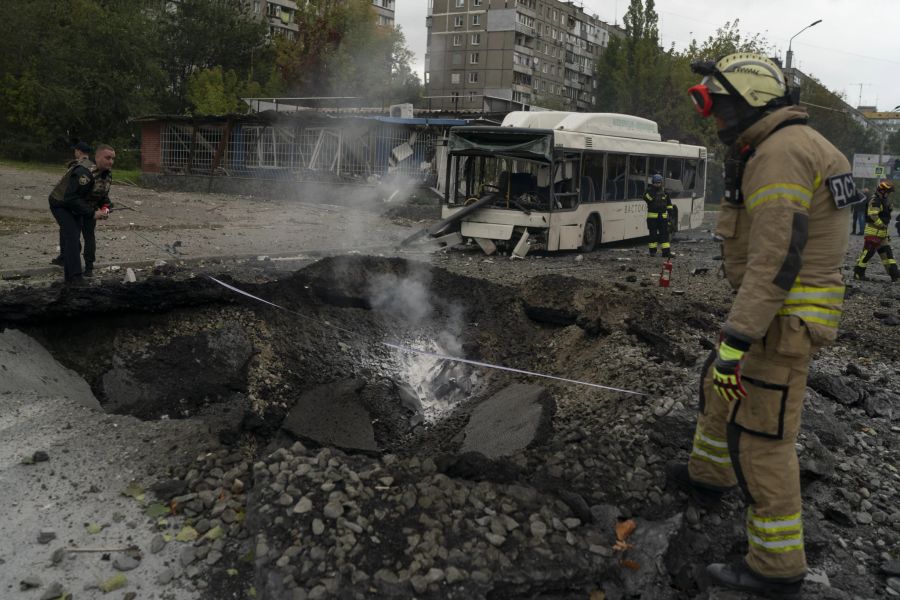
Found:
[667,53,853,597]
[853,180,898,282]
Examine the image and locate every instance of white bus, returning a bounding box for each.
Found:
[438,111,707,254]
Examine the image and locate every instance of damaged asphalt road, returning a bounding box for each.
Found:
[1,163,899,599]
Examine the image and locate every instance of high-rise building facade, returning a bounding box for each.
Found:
[372,0,396,27]
[425,0,621,112]
[245,0,299,39]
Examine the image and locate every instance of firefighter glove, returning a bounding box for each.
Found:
[712,337,749,402]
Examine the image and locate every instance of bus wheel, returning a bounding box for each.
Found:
[668,207,679,235]
[581,215,600,252]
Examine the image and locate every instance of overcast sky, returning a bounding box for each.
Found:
[395,0,900,112]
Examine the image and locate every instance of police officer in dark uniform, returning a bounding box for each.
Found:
[47,144,114,284]
[50,141,93,267]
[643,173,674,257]
[82,146,114,277]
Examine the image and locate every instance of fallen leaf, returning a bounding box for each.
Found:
[248,587,257,598]
[620,559,641,571]
[615,519,636,542]
[589,591,606,600]
[86,523,104,535]
[175,526,198,542]
[226,568,238,576]
[145,503,170,518]
[612,540,633,552]
[203,526,224,541]
[99,574,128,592]
[122,482,145,503]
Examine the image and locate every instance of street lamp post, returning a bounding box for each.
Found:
[785,19,822,70]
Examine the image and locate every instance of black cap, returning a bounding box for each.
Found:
[72,141,93,153]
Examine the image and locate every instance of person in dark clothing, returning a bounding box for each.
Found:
[643,173,674,257]
[50,141,93,267]
[47,144,114,284]
[851,187,869,235]
[81,145,114,277]
[854,180,897,282]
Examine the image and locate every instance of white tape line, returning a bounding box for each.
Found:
[383,342,645,396]
[206,274,645,396]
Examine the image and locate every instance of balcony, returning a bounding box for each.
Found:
[515,23,536,37]
[514,44,534,56]
[513,63,533,75]
[511,83,533,94]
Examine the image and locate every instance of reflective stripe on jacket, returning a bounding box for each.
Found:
[864,193,891,238]
[714,106,851,347]
[643,189,672,219]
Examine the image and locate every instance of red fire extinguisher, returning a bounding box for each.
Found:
[659,259,673,287]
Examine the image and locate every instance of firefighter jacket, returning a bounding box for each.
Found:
[643,187,673,218]
[864,192,892,238]
[714,105,851,347]
[49,159,100,217]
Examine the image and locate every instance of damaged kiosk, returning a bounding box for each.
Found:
[432,111,707,256]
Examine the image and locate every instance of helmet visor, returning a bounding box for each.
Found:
[688,84,714,117]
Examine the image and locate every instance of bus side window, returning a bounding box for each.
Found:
[629,155,647,199]
[683,159,699,193]
[581,152,604,203]
[606,153,627,201]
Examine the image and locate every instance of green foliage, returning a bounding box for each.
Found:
[156,0,269,114]
[593,5,879,201]
[187,67,261,115]
[276,0,421,106]
[887,129,900,156]
[799,77,880,159]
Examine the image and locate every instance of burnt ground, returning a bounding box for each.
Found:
[1,163,899,599]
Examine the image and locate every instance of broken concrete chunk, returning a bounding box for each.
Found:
[461,384,556,459]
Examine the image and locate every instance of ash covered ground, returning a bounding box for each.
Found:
[1,164,899,599]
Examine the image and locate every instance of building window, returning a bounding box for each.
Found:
[455,0,464,7]
[470,52,480,64]
[473,0,482,5]
[468,71,479,83]
[451,73,461,84]
[452,34,462,46]
[453,15,463,27]
[471,33,480,45]
[471,14,480,25]
[469,91,478,102]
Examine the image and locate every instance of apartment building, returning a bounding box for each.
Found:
[246,0,299,39]
[425,0,622,112]
[372,0,396,27]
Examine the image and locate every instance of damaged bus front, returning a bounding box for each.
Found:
[438,112,707,256]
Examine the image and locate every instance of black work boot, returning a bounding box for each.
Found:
[853,266,866,280]
[707,561,803,598]
[50,256,64,267]
[83,263,94,278]
[665,462,731,507]
[889,264,900,283]
[649,249,657,257]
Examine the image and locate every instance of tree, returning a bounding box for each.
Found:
[276,0,421,107]
[0,0,166,159]
[156,0,269,114]
[798,76,880,160]
[186,67,263,115]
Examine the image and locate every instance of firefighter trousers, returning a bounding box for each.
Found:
[688,316,813,581]
[856,236,898,278]
[646,215,670,256]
